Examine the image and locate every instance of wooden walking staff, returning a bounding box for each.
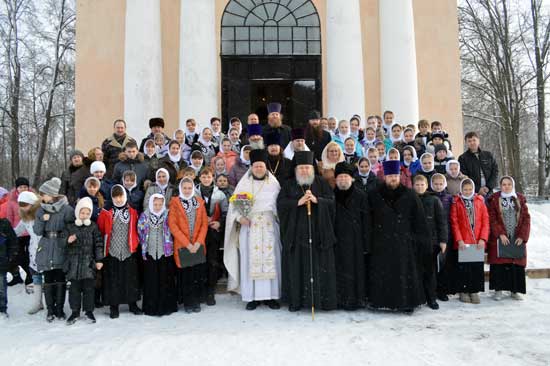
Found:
[307,199,314,321]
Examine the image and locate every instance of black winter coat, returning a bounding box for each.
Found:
[61,163,90,206]
[353,171,379,194]
[64,222,104,280]
[158,156,188,184]
[458,148,498,191]
[101,134,137,179]
[305,129,332,162]
[367,184,430,310]
[418,193,448,246]
[112,153,150,189]
[0,219,17,272]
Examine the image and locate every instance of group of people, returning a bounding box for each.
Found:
[0,102,531,324]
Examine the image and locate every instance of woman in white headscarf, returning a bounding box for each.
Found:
[192,127,218,166]
[143,168,175,211]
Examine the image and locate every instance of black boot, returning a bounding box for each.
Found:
[94,288,103,308]
[246,301,259,310]
[206,290,216,306]
[44,284,56,322]
[129,302,143,315]
[264,300,280,310]
[85,311,96,323]
[110,305,119,319]
[55,283,67,320]
[7,273,23,287]
[66,311,79,325]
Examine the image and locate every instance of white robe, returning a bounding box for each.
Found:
[223,172,282,302]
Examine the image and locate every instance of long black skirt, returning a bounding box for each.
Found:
[102,254,140,306]
[455,262,485,293]
[489,264,526,294]
[177,264,205,307]
[142,255,178,316]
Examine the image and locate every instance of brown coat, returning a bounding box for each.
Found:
[168,196,209,269]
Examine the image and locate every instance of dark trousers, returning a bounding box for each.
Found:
[178,264,204,307]
[43,269,66,316]
[68,278,95,313]
[9,236,31,282]
[422,246,438,303]
[205,229,223,293]
[0,272,7,312]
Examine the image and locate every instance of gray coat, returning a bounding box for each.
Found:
[64,222,104,280]
[34,200,75,273]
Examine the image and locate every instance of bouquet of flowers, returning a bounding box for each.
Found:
[229,192,254,219]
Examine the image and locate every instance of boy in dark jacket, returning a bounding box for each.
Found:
[0,218,17,318]
[433,144,452,174]
[413,175,448,310]
[65,197,104,325]
[122,170,145,214]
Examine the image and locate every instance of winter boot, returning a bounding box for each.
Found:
[459,293,471,303]
[109,305,119,319]
[246,301,259,310]
[85,311,96,323]
[511,292,524,301]
[44,283,56,322]
[129,302,143,315]
[264,300,280,310]
[66,311,79,325]
[469,293,480,304]
[28,284,44,314]
[55,282,67,319]
[206,289,216,306]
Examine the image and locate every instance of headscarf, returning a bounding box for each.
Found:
[445,159,461,178]
[111,184,130,223]
[198,127,213,147]
[357,157,371,177]
[402,145,418,167]
[499,176,517,199]
[336,120,351,142]
[240,145,251,166]
[148,193,166,216]
[420,152,435,173]
[178,178,199,213]
[389,123,403,143]
[386,147,401,161]
[155,168,170,191]
[321,141,344,170]
[167,142,182,163]
[460,178,475,200]
[430,173,448,191]
[111,184,128,208]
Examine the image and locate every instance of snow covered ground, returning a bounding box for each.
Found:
[1,279,550,366]
[524,202,550,269]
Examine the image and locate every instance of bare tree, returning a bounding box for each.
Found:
[459,0,534,192]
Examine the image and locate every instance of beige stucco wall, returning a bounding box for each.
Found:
[75,0,463,153]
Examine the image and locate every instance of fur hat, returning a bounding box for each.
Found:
[39,177,62,197]
[74,197,93,226]
[149,117,165,129]
[15,177,30,188]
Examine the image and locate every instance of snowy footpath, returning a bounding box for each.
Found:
[1,279,550,366]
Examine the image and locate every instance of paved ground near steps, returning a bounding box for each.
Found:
[1,279,549,366]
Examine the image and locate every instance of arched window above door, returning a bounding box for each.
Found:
[221,0,321,56]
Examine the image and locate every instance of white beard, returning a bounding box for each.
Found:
[296,173,315,186]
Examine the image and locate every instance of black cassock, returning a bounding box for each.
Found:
[334,186,370,310]
[277,176,338,311]
[367,184,430,310]
[267,156,293,185]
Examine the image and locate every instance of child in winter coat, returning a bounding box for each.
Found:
[143,168,176,211]
[445,160,469,196]
[34,177,75,322]
[64,197,104,325]
[450,178,489,304]
[353,157,379,193]
[168,178,208,313]
[137,194,177,316]
[215,174,234,200]
[0,218,17,318]
[122,170,145,213]
[78,177,105,222]
[366,147,382,176]
[414,153,436,190]
[90,161,113,209]
[433,145,452,174]
[216,138,238,173]
[487,176,531,300]
[413,175,448,310]
[97,185,142,319]
[195,167,228,306]
[430,173,454,300]
[15,191,43,314]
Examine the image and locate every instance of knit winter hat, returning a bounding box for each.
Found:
[15,177,30,188]
[90,161,106,174]
[74,197,93,226]
[39,177,62,197]
[69,150,85,160]
[17,191,38,205]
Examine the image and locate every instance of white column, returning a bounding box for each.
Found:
[179,0,219,131]
[379,0,419,124]
[124,0,164,141]
[326,0,366,125]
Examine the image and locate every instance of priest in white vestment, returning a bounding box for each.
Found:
[224,149,282,310]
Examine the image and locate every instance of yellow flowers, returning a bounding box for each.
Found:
[229,192,253,203]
